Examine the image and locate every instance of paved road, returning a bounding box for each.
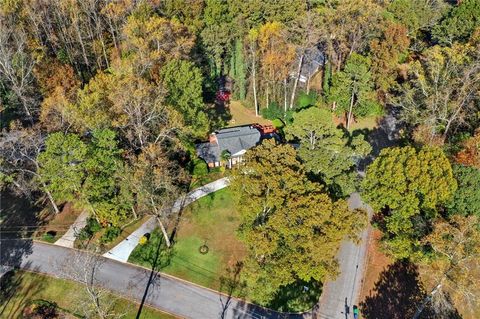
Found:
[104,177,231,263]
[17,241,308,319]
[54,211,88,248]
[317,193,372,319]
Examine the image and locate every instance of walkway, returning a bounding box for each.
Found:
[104,177,230,263]
[19,241,308,319]
[54,211,88,248]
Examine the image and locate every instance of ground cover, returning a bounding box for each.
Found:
[0,270,177,319]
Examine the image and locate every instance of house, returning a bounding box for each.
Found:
[291,46,326,84]
[196,124,277,168]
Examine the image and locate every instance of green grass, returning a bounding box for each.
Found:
[0,270,177,319]
[129,188,246,291]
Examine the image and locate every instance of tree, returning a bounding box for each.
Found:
[200,0,233,76]
[160,59,209,137]
[317,0,383,71]
[328,53,381,129]
[0,126,59,213]
[122,12,194,78]
[109,72,179,150]
[386,0,448,43]
[130,143,188,247]
[58,249,121,319]
[447,164,480,217]
[0,16,38,121]
[420,215,480,317]
[369,21,410,93]
[455,129,480,168]
[362,146,457,259]
[257,21,295,110]
[81,129,131,226]
[432,0,480,45]
[230,140,366,304]
[37,132,87,205]
[284,107,371,197]
[396,44,480,143]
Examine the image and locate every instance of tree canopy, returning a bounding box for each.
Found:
[230,140,366,304]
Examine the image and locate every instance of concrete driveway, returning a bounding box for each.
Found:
[104,177,231,263]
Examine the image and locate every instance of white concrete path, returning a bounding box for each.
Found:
[104,177,230,262]
[54,210,88,248]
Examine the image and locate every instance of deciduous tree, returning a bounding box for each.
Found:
[285,107,371,197]
[363,146,457,259]
[231,140,365,304]
[420,215,480,316]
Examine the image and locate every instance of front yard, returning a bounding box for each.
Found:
[0,270,176,319]
[129,188,247,291]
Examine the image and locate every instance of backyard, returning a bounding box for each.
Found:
[0,270,176,319]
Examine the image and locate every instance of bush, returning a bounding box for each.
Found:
[192,159,208,176]
[41,231,57,243]
[261,102,284,120]
[100,226,121,243]
[23,300,58,319]
[76,217,101,241]
[296,91,317,109]
[139,235,148,245]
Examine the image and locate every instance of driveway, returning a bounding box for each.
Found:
[103,177,231,263]
[317,193,373,319]
[54,211,88,248]
[18,241,308,319]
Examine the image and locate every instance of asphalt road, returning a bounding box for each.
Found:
[316,193,372,319]
[16,241,309,319]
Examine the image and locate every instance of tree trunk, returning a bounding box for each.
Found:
[156,216,171,248]
[266,85,269,109]
[284,78,288,112]
[252,50,259,117]
[43,184,60,214]
[347,90,355,130]
[290,54,304,109]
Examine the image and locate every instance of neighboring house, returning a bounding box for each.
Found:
[196,124,276,168]
[291,46,326,84]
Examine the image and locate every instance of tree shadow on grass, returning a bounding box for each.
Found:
[267,279,322,313]
[0,266,45,318]
[360,260,461,319]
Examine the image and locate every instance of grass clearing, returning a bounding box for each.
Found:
[229,100,272,126]
[0,270,177,319]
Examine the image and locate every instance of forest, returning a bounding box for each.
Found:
[1,0,480,318]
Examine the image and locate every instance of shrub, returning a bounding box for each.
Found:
[296,91,317,109]
[23,300,58,319]
[41,231,57,243]
[139,235,148,245]
[192,159,208,176]
[261,102,284,120]
[76,217,101,240]
[100,226,121,243]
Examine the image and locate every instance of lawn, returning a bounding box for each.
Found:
[129,188,246,291]
[0,270,177,319]
[229,100,272,126]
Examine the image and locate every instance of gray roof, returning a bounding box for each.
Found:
[300,46,326,78]
[196,126,261,163]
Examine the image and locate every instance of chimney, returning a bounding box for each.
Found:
[209,133,217,144]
